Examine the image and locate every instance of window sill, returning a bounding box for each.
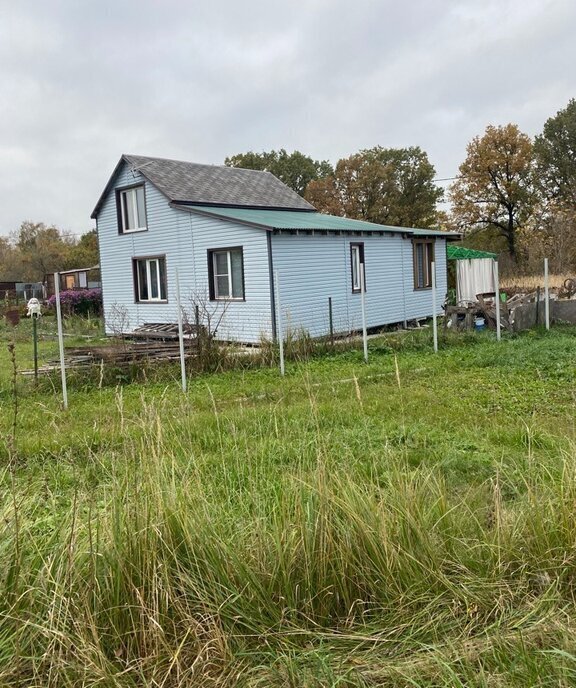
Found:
[413,286,432,291]
[135,299,169,304]
[121,227,148,234]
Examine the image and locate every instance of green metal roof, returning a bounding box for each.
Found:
[176,204,459,238]
[447,245,497,260]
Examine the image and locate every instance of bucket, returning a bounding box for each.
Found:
[474,317,485,331]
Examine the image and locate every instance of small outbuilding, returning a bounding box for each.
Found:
[46,266,101,297]
[447,245,498,305]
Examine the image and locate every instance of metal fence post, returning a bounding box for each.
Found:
[175,268,187,393]
[494,260,501,341]
[360,263,368,362]
[275,271,285,376]
[328,296,334,347]
[54,273,68,409]
[431,261,438,353]
[544,257,550,330]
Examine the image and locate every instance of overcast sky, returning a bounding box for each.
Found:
[0,0,574,237]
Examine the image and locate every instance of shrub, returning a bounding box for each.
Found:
[46,288,103,316]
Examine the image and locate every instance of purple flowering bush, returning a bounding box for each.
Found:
[47,288,103,316]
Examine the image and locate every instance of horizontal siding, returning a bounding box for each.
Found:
[271,233,448,337]
[96,161,272,343]
[187,214,273,342]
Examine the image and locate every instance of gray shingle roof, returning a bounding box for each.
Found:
[91,154,315,218]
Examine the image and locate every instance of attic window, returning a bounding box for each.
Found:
[117,185,147,233]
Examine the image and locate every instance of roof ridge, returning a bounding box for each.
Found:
[123,153,275,177]
[92,154,315,218]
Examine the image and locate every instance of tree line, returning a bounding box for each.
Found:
[0,222,99,283]
[2,99,574,283]
[226,98,576,272]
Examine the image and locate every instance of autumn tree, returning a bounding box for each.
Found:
[305,146,443,228]
[0,236,22,280]
[534,99,576,206]
[224,149,333,196]
[449,124,537,261]
[0,222,99,283]
[14,222,76,282]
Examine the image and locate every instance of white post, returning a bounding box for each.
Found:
[494,260,501,341]
[175,268,187,393]
[544,258,550,330]
[431,261,438,353]
[54,273,68,409]
[275,271,285,376]
[360,263,368,362]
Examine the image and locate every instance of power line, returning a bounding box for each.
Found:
[434,176,461,182]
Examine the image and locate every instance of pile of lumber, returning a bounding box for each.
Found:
[21,339,198,376]
[126,322,206,340]
[445,292,511,332]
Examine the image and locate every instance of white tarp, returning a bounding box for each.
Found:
[456,258,495,304]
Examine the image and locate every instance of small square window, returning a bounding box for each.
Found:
[133,256,167,302]
[208,248,244,300]
[117,185,147,233]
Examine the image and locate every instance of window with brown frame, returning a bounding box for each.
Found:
[412,239,434,289]
[207,247,245,300]
[350,242,365,293]
[116,184,147,233]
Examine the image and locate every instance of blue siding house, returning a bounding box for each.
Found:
[92,155,457,343]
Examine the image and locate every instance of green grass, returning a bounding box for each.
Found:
[2,321,576,685]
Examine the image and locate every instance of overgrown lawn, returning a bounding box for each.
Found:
[1,323,576,685]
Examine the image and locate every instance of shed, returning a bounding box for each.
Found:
[447,245,498,305]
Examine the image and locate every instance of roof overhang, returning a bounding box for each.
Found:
[173,203,461,240]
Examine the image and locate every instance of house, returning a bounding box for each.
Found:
[92,154,459,343]
[46,266,101,297]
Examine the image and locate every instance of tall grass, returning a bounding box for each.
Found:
[500,273,571,291]
[2,400,576,685]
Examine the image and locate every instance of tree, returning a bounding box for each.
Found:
[224,149,333,196]
[534,99,576,207]
[14,222,75,282]
[0,237,22,280]
[0,222,99,283]
[304,146,443,228]
[68,229,99,268]
[449,124,537,261]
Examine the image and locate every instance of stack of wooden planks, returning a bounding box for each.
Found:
[21,328,201,376]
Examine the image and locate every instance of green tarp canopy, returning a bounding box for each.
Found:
[447,245,497,260]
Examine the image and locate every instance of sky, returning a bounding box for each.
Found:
[0,0,574,237]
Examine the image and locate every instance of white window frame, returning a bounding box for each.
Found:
[118,185,147,233]
[134,256,167,302]
[210,248,244,301]
[350,242,365,293]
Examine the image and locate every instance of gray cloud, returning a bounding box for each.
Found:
[0,0,574,236]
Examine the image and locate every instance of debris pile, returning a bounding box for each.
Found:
[445,286,568,332]
[21,322,204,376]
